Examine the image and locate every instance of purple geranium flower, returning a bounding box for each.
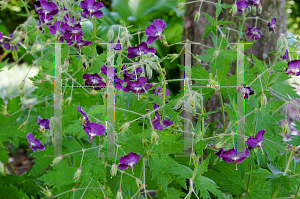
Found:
[145,19,166,44]
[3,33,22,52]
[281,49,289,60]
[127,42,156,59]
[82,122,105,144]
[286,60,300,76]
[77,105,90,124]
[122,65,143,82]
[236,0,250,13]
[118,152,141,170]
[220,148,249,169]
[83,73,106,90]
[114,40,121,50]
[38,116,50,131]
[27,133,45,152]
[80,0,104,19]
[64,24,84,42]
[74,39,93,49]
[123,77,150,94]
[237,85,254,99]
[246,129,266,150]
[35,0,59,25]
[246,27,264,41]
[247,0,260,5]
[152,111,173,132]
[268,18,276,33]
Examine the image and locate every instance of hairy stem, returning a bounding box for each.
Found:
[219,91,225,134]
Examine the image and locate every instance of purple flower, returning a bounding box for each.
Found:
[48,21,62,35]
[247,0,260,6]
[281,49,289,60]
[0,31,3,41]
[215,148,225,157]
[152,111,173,132]
[64,24,84,42]
[246,27,264,41]
[267,18,276,33]
[286,60,300,76]
[246,129,266,150]
[80,0,104,19]
[38,116,50,131]
[237,85,254,99]
[63,13,81,28]
[236,0,250,13]
[74,39,93,49]
[77,105,90,124]
[122,65,143,82]
[83,73,106,90]
[127,42,156,59]
[35,0,59,25]
[3,33,22,52]
[27,133,45,152]
[145,19,166,44]
[101,65,107,75]
[220,148,249,165]
[123,77,150,94]
[82,122,105,144]
[152,85,170,109]
[118,152,141,170]
[114,40,121,50]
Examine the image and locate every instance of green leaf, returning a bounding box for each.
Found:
[29,146,54,176]
[0,146,9,162]
[64,120,86,138]
[286,135,300,146]
[202,25,217,39]
[7,96,21,115]
[203,12,216,26]
[0,58,9,72]
[196,154,210,176]
[164,164,193,179]
[165,187,181,199]
[194,140,208,157]
[266,175,293,194]
[194,176,225,199]
[0,184,30,199]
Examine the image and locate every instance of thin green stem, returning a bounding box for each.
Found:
[246,165,252,194]
[201,95,205,139]
[264,55,280,91]
[272,184,281,199]
[219,91,225,134]
[7,162,17,175]
[294,181,300,199]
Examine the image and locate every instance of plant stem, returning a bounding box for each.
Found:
[7,162,17,175]
[219,91,225,134]
[246,165,252,194]
[3,162,6,176]
[294,181,300,199]
[273,145,295,198]
[188,158,200,199]
[201,95,205,139]
[264,55,279,91]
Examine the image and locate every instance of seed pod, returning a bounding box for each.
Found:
[251,5,256,15]
[12,50,18,61]
[136,178,143,189]
[116,190,123,199]
[110,163,118,177]
[107,27,114,41]
[142,138,150,148]
[74,167,82,182]
[52,156,63,166]
[261,94,267,108]
[189,152,197,165]
[31,43,37,55]
[151,131,159,145]
[283,122,290,135]
[229,3,237,16]
[176,2,185,9]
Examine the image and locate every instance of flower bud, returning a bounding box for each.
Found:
[74,167,82,182]
[64,96,72,106]
[146,64,152,79]
[119,122,130,134]
[52,155,63,166]
[212,50,219,60]
[107,27,114,41]
[31,43,37,55]
[142,138,150,148]
[24,35,29,45]
[261,94,267,108]
[62,59,69,70]
[229,3,237,16]
[82,57,89,70]
[136,178,143,189]
[116,190,123,199]
[194,11,200,22]
[257,4,262,14]
[19,80,25,90]
[151,131,159,145]
[189,152,197,165]
[110,163,118,177]
[161,34,168,46]
[283,121,290,135]
[174,97,184,110]
[18,121,28,130]
[176,2,185,9]
[251,5,256,15]
[208,80,220,90]
[245,6,250,15]
[41,186,53,198]
[148,62,159,71]
[33,79,44,85]
[11,37,21,45]
[12,50,18,61]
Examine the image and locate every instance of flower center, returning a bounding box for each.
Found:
[133,87,142,91]
[40,125,45,130]
[155,31,162,37]
[232,156,240,161]
[137,51,144,56]
[291,68,300,74]
[91,79,99,84]
[90,132,97,137]
[257,141,262,147]
[88,9,95,13]
[252,31,258,35]
[128,162,134,168]
[72,30,79,34]
[31,142,36,147]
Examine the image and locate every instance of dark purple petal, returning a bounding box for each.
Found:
[255,129,265,143]
[162,119,173,127]
[236,0,249,13]
[287,60,300,76]
[101,65,107,75]
[215,148,225,157]
[38,116,50,130]
[281,49,289,60]
[119,152,141,169]
[27,133,35,143]
[114,40,121,50]
[118,164,128,170]
[268,18,276,32]
[246,137,257,150]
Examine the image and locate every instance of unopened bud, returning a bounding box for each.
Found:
[189,152,197,165]
[64,96,72,106]
[33,79,44,85]
[62,59,69,69]
[251,5,256,15]
[31,43,37,55]
[176,2,185,9]
[261,94,267,108]
[11,37,21,45]
[52,156,63,166]
[24,35,29,45]
[257,4,262,14]
[142,138,150,148]
[146,64,152,79]
[151,131,159,145]
[136,178,143,189]
[107,27,114,41]
[212,50,219,60]
[34,181,53,198]
[19,80,25,90]
[245,6,250,15]
[116,189,123,199]
[283,122,290,135]
[119,122,130,134]
[229,3,237,16]
[110,163,118,177]
[74,167,82,182]
[173,98,184,110]
[18,121,28,130]
[148,62,159,71]
[12,50,18,61]
[194,11,200,22]
[161,34,168,46]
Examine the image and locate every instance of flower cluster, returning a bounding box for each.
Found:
[127,42,156,59]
